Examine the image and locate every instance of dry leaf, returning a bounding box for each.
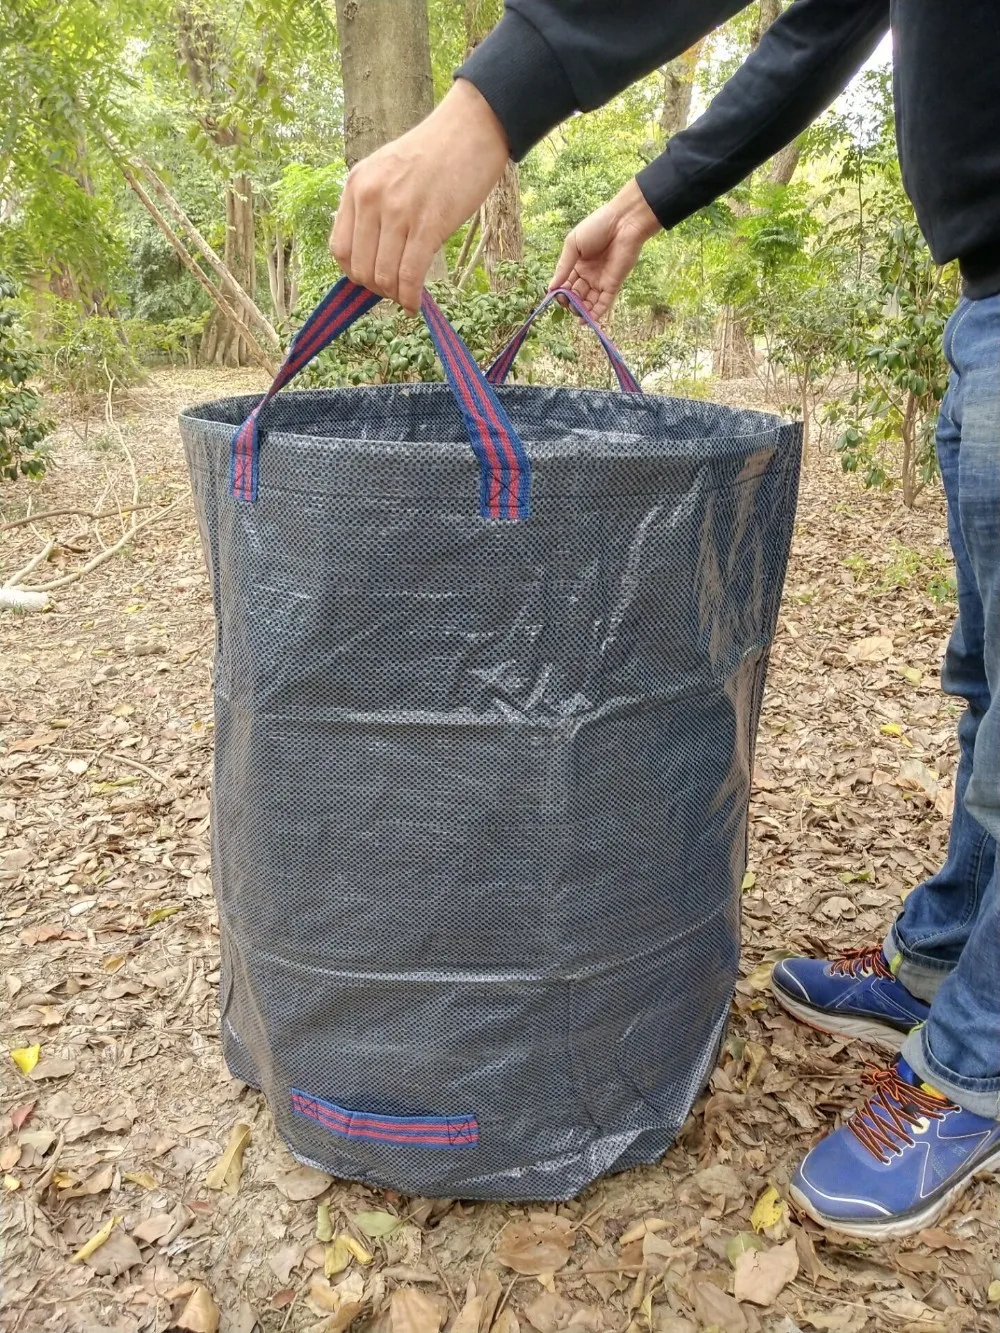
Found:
[133,1212,174,1244]
[690,1279,747,1333]
[896,758,940,800]
[317,1202,334,1241]
[848,634,893,663]
[176,1284,221,1333]
[274,1164,332,1200]
[310,1272,366,1331]
[123,1170,158,1189]
[915,1227,973,1252]
[492,1314,520,1333]
[496,1215,575,1275]
[205,1121,250,1194]
[523,1291,575,1333]
[268,1243,301,1285]
[390,1286,443,1333]
[85,1227,143,1277]
[619,1217,669,1246]
[355,1208,403,1238]
[0,1145,21,1171]
[726,1232,766,1267]
[987,1280,1000,1304]
[733,1238,799,1305]
[750,1185,786,1233]
[71,1215,121,1264]
[801,1308,867,1333]
[10,1044,41,1075]
[4,1174,21,1190]
[450,1295,484,1333]
[9,1102,34,1130]
[8,729,59,752]
[28,1056,76,1081]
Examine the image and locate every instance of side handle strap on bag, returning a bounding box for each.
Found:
[230,276,532,521]
[486,287,643,394]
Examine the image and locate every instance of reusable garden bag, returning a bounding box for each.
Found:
[179,278,801,1201]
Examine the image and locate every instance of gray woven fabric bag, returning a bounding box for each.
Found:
[179,279,801,1200]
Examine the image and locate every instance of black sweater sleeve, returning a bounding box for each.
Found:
[637,0,890,227]
[458,1,752,160]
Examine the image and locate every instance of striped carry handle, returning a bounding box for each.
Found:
[230,277,531,521]
[486,287,643,395]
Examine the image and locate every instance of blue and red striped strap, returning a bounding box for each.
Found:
[230,276,531,521]
[291,1088,479,1149]
[486,287,643,395]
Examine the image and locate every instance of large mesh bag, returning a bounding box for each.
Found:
[179,280,802,1201]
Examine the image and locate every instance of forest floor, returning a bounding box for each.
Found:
[1,369,998,1333]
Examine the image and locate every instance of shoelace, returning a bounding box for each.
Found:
[830,943,893,980]
[848,1063,956,1163]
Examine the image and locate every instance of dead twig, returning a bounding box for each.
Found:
[108,752,174,790]
[23,498,185,593]
[4,539,55,588]
[0,504,153,533]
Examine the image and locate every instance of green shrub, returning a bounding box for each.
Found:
[0,274,53,481]
[39,301,140,397]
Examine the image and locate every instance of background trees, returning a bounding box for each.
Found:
[1,1,952,504]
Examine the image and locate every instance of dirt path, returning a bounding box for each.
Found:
[1,371,996,1333]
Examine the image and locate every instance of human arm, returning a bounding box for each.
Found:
[331,1,753,312]
[552,0,891,316]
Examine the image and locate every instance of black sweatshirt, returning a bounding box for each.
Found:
[459,1,1000,299]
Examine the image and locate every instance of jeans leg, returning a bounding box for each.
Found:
[883,308,995,1003]
[900,294,1000,1116]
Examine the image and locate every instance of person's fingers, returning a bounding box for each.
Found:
[372,221,409,306]
[550,231,581,292]
[330,180,356,272]
[571,275,593,308]
[349,203,381,292]
[397,232,434,316]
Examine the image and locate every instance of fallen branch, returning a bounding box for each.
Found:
[24,498,185,593]
[0,505,154,533]
[109,752,174,791]
[5,539,55,588]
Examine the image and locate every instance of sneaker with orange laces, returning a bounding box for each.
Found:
[789,1058,1000,1237]
[771,944,930,1050]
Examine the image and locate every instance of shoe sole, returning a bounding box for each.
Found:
[770,980,910,1052]
[789,1145,1000,1240]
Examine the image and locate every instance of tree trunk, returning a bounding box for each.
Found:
[660,39,705,138]
[769,139,803,186]
[200,174,257,367]
[464,0,522,286]
[334,0,446,280]
[712,304,756,378]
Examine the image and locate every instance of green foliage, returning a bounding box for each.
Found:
[0,274,52,480]
[304,261,553,388]
[39,300,140,397]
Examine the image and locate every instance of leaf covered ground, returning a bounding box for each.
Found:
[1,371,998,1333]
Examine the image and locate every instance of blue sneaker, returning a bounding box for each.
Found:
[771,944,930,1050]
[790,1058,1000,1238]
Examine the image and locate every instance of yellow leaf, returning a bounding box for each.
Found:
[123,1171,158,1190]
[316,1203,334,1242]
[354,1209,402,1238]
[741,871,757,891]
[343,1236,373,1265]
[71,1215,121,1264]
[325,1236,353,1277]
[92,777,141,793]
[10,1044,40,1075]
[750,1186,786,1233]
[987,1281,1000,1304]
[205,1122,251,1194]
[901,666,923,685]
[102,956,127,974]
[880,722,903,737]
[3,1175,21,1191]
[146,905,182,926]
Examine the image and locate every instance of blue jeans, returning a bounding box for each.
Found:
[882,294,1000,1120]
